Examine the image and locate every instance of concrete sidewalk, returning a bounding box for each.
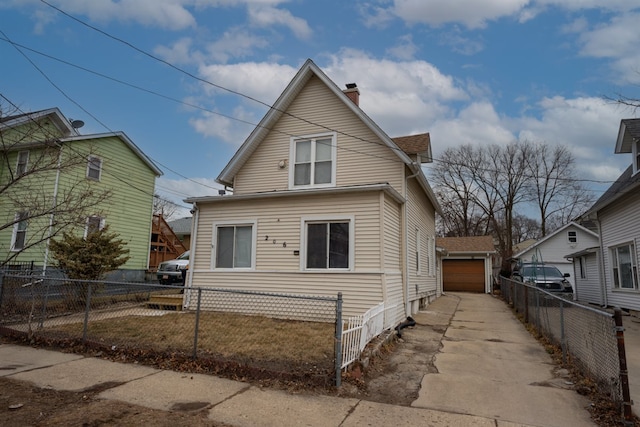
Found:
[0,293,596,426]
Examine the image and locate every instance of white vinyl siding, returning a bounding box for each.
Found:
[599,189,640,310]
[233,76,404,195]
[574,252,603,305]
[406,177,437,301]
[190,191,384,316]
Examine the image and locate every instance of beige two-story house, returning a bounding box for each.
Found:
[185,59,442,318]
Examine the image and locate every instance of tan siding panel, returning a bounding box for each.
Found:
[234,76,404,194]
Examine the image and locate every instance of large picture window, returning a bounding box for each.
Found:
[11,211,28,251]
[304,218,352,270]
[214,223,255,269]
[611,243,638,290]
[290,133,336,188]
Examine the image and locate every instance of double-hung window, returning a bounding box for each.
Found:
[611,243,638,290]
[567,231,577,244]
[87,155,102,181]
[303,217,352,270]
[16,151,29,176]
[85,216,105,237]
[11,211,28,251]
[290,133,336,188]
[214,222,255,269]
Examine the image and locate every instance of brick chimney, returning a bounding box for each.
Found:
[343,83,359,106]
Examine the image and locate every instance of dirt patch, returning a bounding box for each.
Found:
[0,377,232,427]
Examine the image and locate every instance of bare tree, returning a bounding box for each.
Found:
[526,142,594,236]
[0,102,111,268]
[153,194,179,221]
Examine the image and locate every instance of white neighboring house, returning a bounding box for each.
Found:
[576,118,640,314]
[512,221,599,290]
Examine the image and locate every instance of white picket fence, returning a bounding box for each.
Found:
[340,298,405,370]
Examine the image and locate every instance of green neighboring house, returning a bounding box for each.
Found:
[0,107,162,280]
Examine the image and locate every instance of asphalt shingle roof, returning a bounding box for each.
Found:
[436,235,495,253]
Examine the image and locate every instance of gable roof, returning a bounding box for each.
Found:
[0,107,76,137]
[581,118,640,218]
[215,58,441,214]
[512,221,598,259]
[167,217,192,235]
[436,235,495,254]
[615,118,640,154]
[392,133,432,162]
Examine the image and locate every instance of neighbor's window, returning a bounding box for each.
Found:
[416,229,422,275]
[568,231,577,244]
[87,155,102,180]
[635,140,640,174]
[11,211,29,251]
[85,216,104,237]
[16,151,29,176]
[291,133,336,188]
[579,256,587,279]
[215,223,255,269]
[611,243,638,290]
[304,218,351,269]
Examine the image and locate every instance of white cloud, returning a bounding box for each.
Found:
[189,106,257,145]
[205,27,270,63]
[247,4,312,39]
[154,37,201,65]
[197,61,298,104]
[390,0,529,29]
[576,13,640,84]
[156,176,224,218]
[386,34,418,60]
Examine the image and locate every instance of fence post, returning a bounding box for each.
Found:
[82,283,93,342]
[524,285,529,323]
[0,271,4,309]
[614,308,633,424]
[559,300,566,364]
[192,288,202,359]
[335,292,343,387]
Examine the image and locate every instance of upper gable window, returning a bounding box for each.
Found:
[87,156,102,181]
[16,151,29,176]
[290,133,336,189]
[567,231,577,244]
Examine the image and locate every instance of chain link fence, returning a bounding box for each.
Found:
[0,272,341,386]
[499,275,632,419]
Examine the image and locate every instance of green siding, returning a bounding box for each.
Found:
[1,116,158,272]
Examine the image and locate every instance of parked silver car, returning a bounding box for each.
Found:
[156,251,189,285]
[512,263,572,293]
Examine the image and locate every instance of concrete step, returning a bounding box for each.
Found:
[146,294,184,311]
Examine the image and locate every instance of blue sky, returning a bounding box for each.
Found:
[2,0,640,219]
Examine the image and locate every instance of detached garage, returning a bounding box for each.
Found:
[437,236,496,293]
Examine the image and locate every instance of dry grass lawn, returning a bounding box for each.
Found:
[49,310,335,366]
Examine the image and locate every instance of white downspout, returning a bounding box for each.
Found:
[596,216,608,307]
[42,143,63,273]
[184,202,198,309]
[404,164,420,316]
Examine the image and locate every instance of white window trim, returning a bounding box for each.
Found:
[211,219,257,271]
[84,216,106,238]
[87,155,102,181]
[610,241,638,290]
[10,211,28,252]
[567,230,577,244]
[300,215,354,271]
[288,132,337,190]
[16,150,29,176]
[429,236,435,277]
